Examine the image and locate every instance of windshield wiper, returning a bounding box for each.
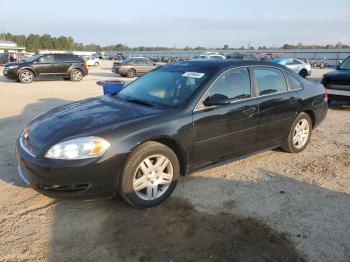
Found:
[125,98,157,108]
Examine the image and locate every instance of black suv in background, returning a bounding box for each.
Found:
[322,56,350,102]
[3,53,88,83]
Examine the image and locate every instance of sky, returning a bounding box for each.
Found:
[1,0,350,48]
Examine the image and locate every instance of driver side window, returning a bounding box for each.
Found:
[38,55,54,63]
[199,67,251,108]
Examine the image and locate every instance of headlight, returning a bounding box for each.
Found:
[7,65,18,69]
[44,136,110,160]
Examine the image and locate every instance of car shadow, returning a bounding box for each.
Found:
[88,72,118,78]
[328,97,350,110]
[0,98,73,187]
[43,168,350,262]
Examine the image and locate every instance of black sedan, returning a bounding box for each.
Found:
[16,60,328,208]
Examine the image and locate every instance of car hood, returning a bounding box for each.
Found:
[4,61,25,67]
[324,69,350,79]
[26,95,165,151]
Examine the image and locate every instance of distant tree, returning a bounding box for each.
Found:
[223,44,229,50]
[40,34,53,50]
[26,34,41,52]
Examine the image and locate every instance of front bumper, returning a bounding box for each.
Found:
[16,137,127,199]
[3,68,18,80]
[327,85,350,97]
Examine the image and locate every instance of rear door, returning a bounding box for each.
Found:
[133,59,148,74]
[193,67,259,166]
[53,54,71,75]
[253,66,301,147]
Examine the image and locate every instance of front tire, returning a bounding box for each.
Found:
[281,112,312,153]
[118,141,180,208]
[18,70,34,84]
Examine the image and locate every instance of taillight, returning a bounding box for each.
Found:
[82,63,87,69]
[324,88,328,103]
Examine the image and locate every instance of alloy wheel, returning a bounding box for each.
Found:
[20,71,33,83]
[72,70,82,81]
[133,154,173,201]
[293,119,310,149]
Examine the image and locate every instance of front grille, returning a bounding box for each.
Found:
[328,84,350,91]
[328,79,350,86]
[39,183,89,193]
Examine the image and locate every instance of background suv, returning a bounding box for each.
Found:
[112,57,156,78]
[3,53,88,83]
[322,56,350,102]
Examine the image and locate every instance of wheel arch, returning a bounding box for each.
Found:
[152,137,187,176]
[129,136,188,176]
[17,67,37,78]
[69,67,83,75]
[302,109,316,128]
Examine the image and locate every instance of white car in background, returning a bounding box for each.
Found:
[197,52,226,60]
[271,58,312,78]
[82,56,100,67]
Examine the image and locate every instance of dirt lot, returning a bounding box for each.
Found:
[0,61,349,262]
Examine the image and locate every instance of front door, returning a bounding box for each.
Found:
[192,67,259,166]
[34,54,54,75]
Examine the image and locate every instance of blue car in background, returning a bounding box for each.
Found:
[271,58,312,78]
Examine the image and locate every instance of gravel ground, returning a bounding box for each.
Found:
[0,61,349,262]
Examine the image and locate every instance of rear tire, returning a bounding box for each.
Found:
[18,70,34,84]
[281,112,312,153]
[118,141,180,208]
[126,68,136,78]
[70,69,83,81]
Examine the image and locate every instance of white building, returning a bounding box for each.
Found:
[0,40,26,53]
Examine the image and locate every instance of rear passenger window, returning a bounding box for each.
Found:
[134,59,146,65]
[54,54,66,62]
[253,67,288,96]
[286,73,302,90]
[67,54,82,62]
[206,68,251,101]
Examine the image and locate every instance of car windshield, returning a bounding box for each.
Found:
[21,55,42,63]
[117,66,211,108]
[339,57,350,70]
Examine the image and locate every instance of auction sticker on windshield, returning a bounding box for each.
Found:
[182,72,205,78]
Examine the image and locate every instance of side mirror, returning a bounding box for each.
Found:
[335,64,340,70]
[203,94,231,106]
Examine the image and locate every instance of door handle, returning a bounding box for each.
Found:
[242,106,257,116]
[289,97,298,104]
